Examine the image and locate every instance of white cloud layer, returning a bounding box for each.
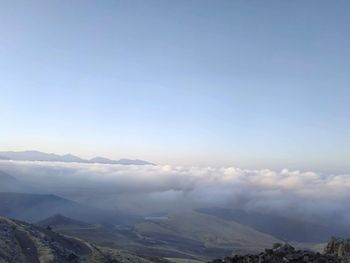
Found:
[1,160,350,223]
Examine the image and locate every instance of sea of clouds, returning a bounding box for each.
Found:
[1,160,350,223]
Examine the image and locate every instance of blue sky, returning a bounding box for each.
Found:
[1,0,349,172]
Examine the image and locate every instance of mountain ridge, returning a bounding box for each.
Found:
[36,214,90,227]
[0,192,138,225]
[0,171,35,193]
[0,150,155,165]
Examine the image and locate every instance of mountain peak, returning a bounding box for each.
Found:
[37,214,90,227]
[90,156,114,163]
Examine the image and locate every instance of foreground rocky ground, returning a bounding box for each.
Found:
[210,239,350,263]
[0,216,152,263]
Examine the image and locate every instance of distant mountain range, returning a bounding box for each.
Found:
[0,150,155,165]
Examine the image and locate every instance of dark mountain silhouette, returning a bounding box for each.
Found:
[0,192,139,225]
[0,150,155,165]
[0,170,33,193]
[0,171,20,190]
[37,214,90,227]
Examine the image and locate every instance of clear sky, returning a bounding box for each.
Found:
[1,0,349,172]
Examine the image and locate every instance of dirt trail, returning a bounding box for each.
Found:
[14,229,40,263]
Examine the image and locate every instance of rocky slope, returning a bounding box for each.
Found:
[210,239,350,263]
[0,216,152,263]
[324,238,350,262]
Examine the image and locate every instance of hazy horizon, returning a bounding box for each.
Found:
[1,148,350,174]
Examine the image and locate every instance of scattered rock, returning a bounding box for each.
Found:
[210,239,350,263]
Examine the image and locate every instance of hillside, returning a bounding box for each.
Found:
[0,192,137,225]
[0,216,153,263]
[2,214,350,263]
[40,210,281,261]
[0,171,22,192]
[134,211,280,256]
[197,207,350,242]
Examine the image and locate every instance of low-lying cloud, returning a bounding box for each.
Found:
[1,160,350,224]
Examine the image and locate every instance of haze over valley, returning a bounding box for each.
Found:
[1,150,350,261]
